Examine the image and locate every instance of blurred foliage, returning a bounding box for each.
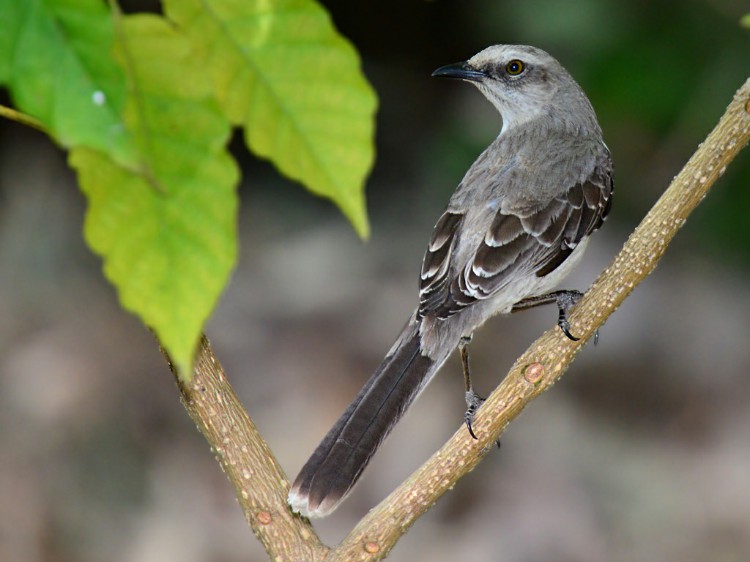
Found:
[320,0,749,263]
[492,0,750,262]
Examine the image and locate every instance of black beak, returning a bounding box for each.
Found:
[431,61,487,82]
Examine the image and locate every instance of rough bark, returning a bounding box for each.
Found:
[163,336,330,561]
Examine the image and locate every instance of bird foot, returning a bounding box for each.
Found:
[464,390,501,448]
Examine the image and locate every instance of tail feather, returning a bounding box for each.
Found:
[289,319,440,517]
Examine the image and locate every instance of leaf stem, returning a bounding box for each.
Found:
[0,104,46,132]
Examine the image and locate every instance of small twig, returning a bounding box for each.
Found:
[326,78,750,561]
[0,104,46,132]
[161,335,329,562]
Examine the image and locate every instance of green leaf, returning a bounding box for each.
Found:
[71,14,238,377]
[741,13,750,29]
[0,0,22,82]
[163,0,377,238]
[0,0,135,166]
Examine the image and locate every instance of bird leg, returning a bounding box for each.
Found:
[459,336,484,440]
[512,289,597,343]
[460,338,503,447]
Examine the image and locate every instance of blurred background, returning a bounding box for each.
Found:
[1,0,749,560]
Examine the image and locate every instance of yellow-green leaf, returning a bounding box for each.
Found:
[71,15,238,377]
[163,0,377,238]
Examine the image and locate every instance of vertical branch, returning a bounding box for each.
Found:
[162,335,329,561]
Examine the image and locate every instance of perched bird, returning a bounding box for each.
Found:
[289,44,613,518]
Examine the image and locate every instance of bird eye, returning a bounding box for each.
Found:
[505,59,525,76]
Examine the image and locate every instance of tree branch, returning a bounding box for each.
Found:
[162,336,330,561]
[326,78,750,560]
[163,77,749,561]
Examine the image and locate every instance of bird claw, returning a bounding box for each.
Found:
[553,290,585,341]
[559,317,580,341]
[464,390,485,440]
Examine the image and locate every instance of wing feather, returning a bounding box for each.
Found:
[419,164,613,319]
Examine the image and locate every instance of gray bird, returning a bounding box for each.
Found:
[289,44,613,518]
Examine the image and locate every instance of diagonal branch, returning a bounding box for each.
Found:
[325,77,750,561]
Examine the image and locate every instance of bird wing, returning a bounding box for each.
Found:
[418,165,613,319]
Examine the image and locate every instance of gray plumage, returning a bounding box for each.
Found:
[289,45,613,518]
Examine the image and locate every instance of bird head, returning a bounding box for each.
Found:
[433,45,598,135]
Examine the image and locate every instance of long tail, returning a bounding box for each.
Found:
[288,318,447,518]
